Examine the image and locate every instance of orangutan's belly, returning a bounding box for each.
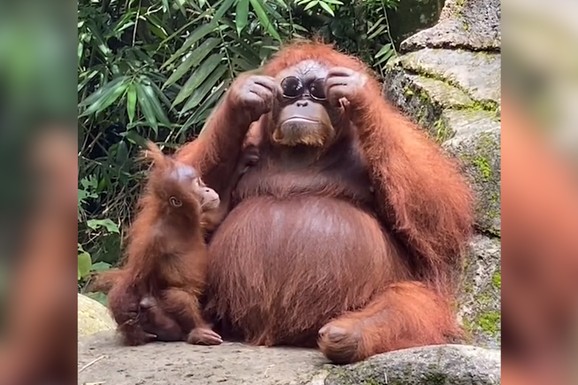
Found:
[205,196,397,345]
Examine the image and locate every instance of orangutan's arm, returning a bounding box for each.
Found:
[175,73,279,199]
[325,67,474,288]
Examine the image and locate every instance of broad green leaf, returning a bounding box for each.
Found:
[173,53,224,108]
[87,218,120,233]
[235,0,250,35]
[79,76,128,117]
[126,83,137,123]
[181,64,228,113]
[78,251,92,280]
[162,37,220,88]
[318,1,334,15]
[91,262,112,272]
[249,0,282,41]
[86,291,108,306]
[162,22,218,69]
[323,0,343,4]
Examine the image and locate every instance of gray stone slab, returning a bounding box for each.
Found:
[78,332,501,385]
[401,0,501,52]
[399,48,501,104]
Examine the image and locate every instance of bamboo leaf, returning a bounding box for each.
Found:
[235,0,250,35]
[228,42,261,65]
[181,64,228,113]
[214,0,236,20]
[249,0,281,41]
[178,82,227,136]
[158,10,211,47]
[141,81,171,127]
[162,37,220,89]
[375,43,393,58]
[375,49,395,65]
[126,83,137,123]
[368,24,387,40]
[136,83,158,132]
[274,0,289,8]
[173,53,224,108]
[79,76,128,117]
[318,1,334,16]
[304,0,318,11]
[162,21,218,69]
[367,16,386,34]
[121,130,149,148]
[151,81,173,110]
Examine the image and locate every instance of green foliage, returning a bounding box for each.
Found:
[78,0,400,291]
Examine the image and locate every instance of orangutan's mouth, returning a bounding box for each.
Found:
[202,198,220,210]
[281,117,320,125]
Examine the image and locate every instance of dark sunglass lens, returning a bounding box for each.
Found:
[281,76,303,98]
[310,78,326,100]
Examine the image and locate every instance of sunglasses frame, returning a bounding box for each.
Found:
[280,76,327,101]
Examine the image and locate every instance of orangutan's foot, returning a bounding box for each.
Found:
[318,320,363,364]
[187,327,223,345]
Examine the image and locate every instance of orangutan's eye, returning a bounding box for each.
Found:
[309,78,326,101]
[281,76,304,99]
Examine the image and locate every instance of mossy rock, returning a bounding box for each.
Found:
[458,235,501,348]
[325,345,500,385]
[78,293,116,337]
[442,110,501,236]
[384,62,474,138]
[400,0,501,52]
[397,48,501,105]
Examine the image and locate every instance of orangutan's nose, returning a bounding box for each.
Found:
[296,99,309,107]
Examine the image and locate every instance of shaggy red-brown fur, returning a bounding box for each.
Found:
[105,142,223,346]
[136,41,474,364]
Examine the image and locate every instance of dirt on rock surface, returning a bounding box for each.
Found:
[78,331,328,385]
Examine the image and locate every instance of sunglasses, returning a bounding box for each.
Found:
[280,76,327,101]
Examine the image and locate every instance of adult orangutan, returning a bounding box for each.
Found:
[138,41,474,364]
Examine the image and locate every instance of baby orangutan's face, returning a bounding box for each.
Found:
[167,164,220,212]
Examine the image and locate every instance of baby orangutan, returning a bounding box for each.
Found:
[103,141,223,346]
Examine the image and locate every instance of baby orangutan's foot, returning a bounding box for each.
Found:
[187,327,223,345]
[318,320,363,364]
